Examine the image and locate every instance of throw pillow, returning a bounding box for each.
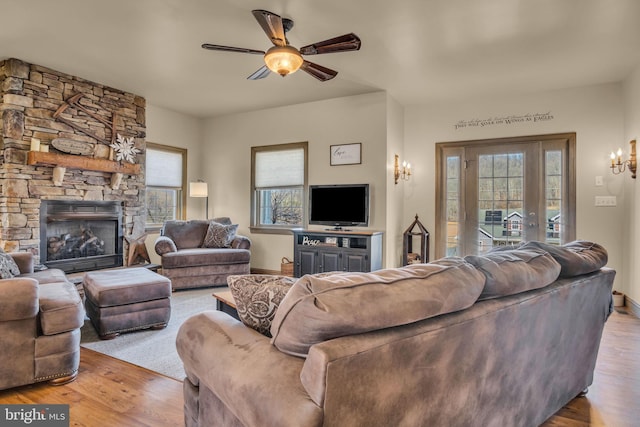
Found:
[203,222,238,248]
[227,274,296,336]
[0,249,21,279]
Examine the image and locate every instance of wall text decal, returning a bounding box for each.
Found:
[454,112,554,130]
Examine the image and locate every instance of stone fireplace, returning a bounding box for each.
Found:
[0,58,147,268]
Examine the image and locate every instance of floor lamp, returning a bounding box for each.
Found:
[189,180,209,219]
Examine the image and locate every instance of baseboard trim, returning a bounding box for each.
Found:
[626,295,640,318]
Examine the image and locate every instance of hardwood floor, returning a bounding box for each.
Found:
[1,309,638,426]
[0,348,183,427]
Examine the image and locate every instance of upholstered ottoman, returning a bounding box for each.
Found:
[84,268,172,339]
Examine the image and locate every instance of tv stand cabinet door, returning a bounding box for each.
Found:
[296,248,317,277]
[319,251,342,273]
[344,252,368,272]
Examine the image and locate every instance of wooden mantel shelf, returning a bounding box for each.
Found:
[27,151,140,175]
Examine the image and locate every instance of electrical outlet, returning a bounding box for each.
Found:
[595,196,617,207]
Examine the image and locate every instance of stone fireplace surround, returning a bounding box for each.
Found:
[0,58,147,266]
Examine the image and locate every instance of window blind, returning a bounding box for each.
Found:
[255,148,304,188]
[146,148,183,187]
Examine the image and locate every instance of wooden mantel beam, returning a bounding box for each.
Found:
[27,151,140,175]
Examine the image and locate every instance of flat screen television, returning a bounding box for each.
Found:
[309,184,369,229]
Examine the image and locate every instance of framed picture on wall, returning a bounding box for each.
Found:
[330,143,361,166]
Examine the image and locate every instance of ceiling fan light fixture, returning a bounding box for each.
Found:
[264,45,303,76]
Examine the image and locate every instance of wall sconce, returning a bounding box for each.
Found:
[189,180,209,219]
[394,154,411,184]
[610,139,637,179]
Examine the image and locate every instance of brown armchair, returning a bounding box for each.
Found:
[0,252,84,390]
[154,218,251,290]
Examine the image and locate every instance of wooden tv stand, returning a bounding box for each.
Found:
[292,229,383,277]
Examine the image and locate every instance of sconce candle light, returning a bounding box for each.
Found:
[610,139,637,179]
[394,154,412,184]
[189,180,209,219]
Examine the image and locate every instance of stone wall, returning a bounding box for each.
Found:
[0,58,146,264]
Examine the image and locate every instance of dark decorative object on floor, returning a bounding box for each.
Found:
[403,214,429,265]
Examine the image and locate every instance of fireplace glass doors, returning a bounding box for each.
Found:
[40,200,124,273]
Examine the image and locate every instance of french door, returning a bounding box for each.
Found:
[435,133,575,258]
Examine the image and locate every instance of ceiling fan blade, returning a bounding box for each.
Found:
[252,9,287,47]
[300,61,338,82]
[299,33,361,55]
[247,65,271,80]
[201,44,265,55]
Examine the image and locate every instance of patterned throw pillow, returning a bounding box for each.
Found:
[227,274,296,336]
[0,249,21,279]
[203,222,238,248]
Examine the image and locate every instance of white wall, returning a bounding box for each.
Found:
[145,104,204,264]
[386,96,406,267]
[623,65,640,305]
[404,83,627,289]
[203,92,388,271]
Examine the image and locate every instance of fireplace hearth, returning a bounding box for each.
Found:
[40,200,124,273]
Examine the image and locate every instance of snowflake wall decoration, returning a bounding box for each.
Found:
[110,134,140,164]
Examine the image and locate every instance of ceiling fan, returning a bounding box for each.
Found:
[201,9,361,82]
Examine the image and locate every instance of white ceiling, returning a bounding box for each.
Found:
[2,0,640,118]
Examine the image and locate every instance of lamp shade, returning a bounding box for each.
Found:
[264,45,304,76]
[189,181,208,198]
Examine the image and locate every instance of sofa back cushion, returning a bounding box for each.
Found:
[270,258,485,357]
[162,217,231,249]
[519,240,608,278]
[465,248,561,300]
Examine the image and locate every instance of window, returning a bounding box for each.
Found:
[145,143,187,230]
[251,142,308,233]
[435,133,576,258]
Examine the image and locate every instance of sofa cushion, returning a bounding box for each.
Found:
[228,274,296,336]
[520,240,608,277]
[161,248,250,269]
[203,222,238,248]
[465,248,561,300]
[0,249,21,279]
[20,268,68,285]
[38,281,85,335]
[270,257,485,357]
[162,220,210,249]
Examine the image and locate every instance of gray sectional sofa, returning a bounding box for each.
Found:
[177,241,613,427]
[154,218,251,290]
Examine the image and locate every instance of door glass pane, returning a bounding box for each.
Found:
[545,150,562,244]
[446,156,460,256]
[477,152,524,254]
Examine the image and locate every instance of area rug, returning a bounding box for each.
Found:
[80,287,221,381]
